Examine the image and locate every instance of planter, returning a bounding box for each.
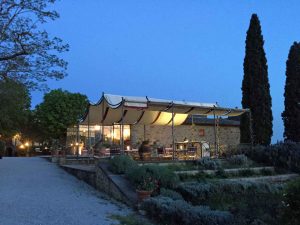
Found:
[136,190,153,202]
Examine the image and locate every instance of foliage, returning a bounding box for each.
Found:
[241,13,273,145]
[197,157,221,170]
[159,188,184,201]
[281,178,300,225]
[177,181,283,225]
[0,140,5,155]
[126,165,179,190]
[282,42,300,142]
[237,168,255,177]
[34,89,88,143]
[248,142,300,172]
[228,154,248,166]
[0,79,31,137]
[141,196,233,225]
[108,155,138,174]
[109,213,154,225]
[0,0,69,90]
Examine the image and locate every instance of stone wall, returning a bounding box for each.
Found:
[130,124,240,148]
[95,161,137,207]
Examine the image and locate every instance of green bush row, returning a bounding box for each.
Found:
[240,142,300,172]
[108,155,138,174]
[141,196,233,225]
[108,155,179,190]
[177,180,283,225]
[177,180,282,203]
[227,154,248,166]
[197,157,221,170]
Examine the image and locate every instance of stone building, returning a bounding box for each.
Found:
[67,94,247,158]
[130,116,240,149]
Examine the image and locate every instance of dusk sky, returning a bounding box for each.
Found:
[32,1,300,143]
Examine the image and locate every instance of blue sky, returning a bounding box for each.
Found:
[32,1,300,142]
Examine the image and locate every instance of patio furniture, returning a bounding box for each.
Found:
[187,146,197,160]
[110,147,121,156]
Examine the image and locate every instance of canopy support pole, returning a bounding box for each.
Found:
[87,112,91,156]
[121,98,124,154]
[171,103,175,161]
[213,110,217,157]
[143,125,146,141]
[112,123,115,145]
[216,115,220,157]
[76,122,79,158]
[101,92,105,142]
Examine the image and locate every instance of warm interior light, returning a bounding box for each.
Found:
[126,145,130,150]
[25,142,29,147]
[180,145,183,150]
[20,144,25,149]
[123,128,130,138]
[75,142,79,146]
[94,125,101,131]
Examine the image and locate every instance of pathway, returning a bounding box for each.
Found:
[0,157,130,225]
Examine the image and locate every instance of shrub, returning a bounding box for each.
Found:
[281,178,300,225]
[197,157,221,170]
[108,155,138,174]
[141,196,233,225]
[247,142,300,172]
[177,181,283,225]
[126,165,179,190]
[228,154,248,166]
[0,140,5,156]
[177,180,282,204]
[237,168,255,177]
[159,188,183,200]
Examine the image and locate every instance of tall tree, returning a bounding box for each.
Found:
[282,42,300,142]
[0,79,31,137]
[241,14,273,145]
[35,89,88,144]
[0,0,69,90]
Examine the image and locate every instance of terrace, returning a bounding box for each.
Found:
[65,93,249,161]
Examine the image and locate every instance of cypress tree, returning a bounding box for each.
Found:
[282,42,300,142]
[241,14,273,145]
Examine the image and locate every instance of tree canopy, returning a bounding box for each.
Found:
[241,14,273,145]
[0,79,31,138]
[35,89,88,143]
[282,42,300,142]
[0,0,69,90]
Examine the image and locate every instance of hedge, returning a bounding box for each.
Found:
[141,196,233,225]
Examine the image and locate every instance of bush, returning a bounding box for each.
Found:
[247,142,300,172]
[237,168,255,177]
[177,181,283,225]
[177,180,281,204]
[0,140,5,156]
[197,157,221,170]
[228,154,248,166]
[281,178,300,225]
[159,188,184,200]
[126,165,179,190]
[141,196,233,225]
[108,155,138,174]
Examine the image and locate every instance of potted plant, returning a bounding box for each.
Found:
[136,176,157,202]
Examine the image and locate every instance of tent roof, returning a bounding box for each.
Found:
[80,94,248,126]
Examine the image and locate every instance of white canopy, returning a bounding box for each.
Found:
[80,94,248,126]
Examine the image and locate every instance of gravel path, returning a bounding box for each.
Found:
[0,157,131,225]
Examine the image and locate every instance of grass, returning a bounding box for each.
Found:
[108,213,155,225]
